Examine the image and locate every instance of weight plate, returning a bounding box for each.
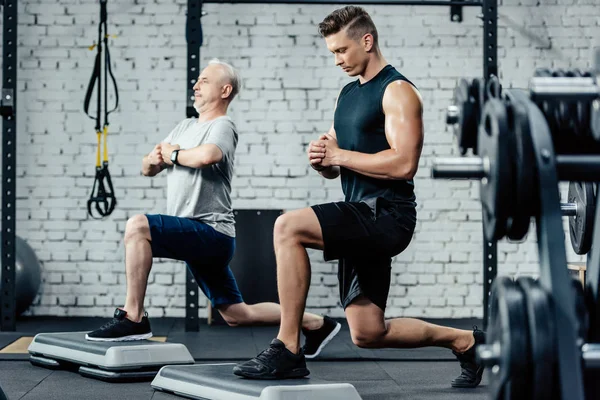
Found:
[534,68,552,77]
[531,69,559,137]
[486,76,502,100]
[568,69,592,137]
[452,78,475,155]
[577,98,591,137]
[487,276,531,400]
[478,98,512,241]
[516,277,556,400]
[471,78,486,156]
[551,70,570,136]
[571,277,589,344]
[592,99,600,141]
[568,181,596,255]
[504,90,536,241]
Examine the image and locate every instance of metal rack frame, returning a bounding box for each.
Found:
[0,0,18,332]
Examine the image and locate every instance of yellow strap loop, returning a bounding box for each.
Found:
[103,125,109,163]
[95,130,102,167]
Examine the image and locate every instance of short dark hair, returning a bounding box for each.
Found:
[318,6,378,46]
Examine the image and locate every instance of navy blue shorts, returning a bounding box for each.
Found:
[145,214,244,308]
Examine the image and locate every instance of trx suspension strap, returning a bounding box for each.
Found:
[84,0,119,219]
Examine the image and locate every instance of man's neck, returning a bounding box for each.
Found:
[197,105,228,123]
[359,54,388,84]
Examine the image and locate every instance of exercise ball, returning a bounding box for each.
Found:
[0,235,42,316]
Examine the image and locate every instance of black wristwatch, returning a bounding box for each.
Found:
[171,149,181,166]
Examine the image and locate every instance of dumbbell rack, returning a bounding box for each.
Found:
[435,68,600,398]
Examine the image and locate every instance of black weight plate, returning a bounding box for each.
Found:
[487,276,531,400]
[452,78,475,155]
[568,181,596,254]
[571,278,589,344]
[561,69,581,136]
[567,69,592,137]
[486,76,502,100]
[592,99,600,141]
[531,69,559,136]
[577,98,591,137]
[478,99,512,241]
[551,69,570,136]
[471,78,486,156]
[565,69,581,77]
[534,68,552,77]
[504,90,536,241]
[516,277,556,400]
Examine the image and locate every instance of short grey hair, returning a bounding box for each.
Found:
[208,58,241,101]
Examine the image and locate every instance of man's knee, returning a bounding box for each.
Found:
[350,327,387,349]
[222,314,241,327]
[273,213,298,244]
[219,303,253,327]
[125,214,149,244]
[274,209,319,247]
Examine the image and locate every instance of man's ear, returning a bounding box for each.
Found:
[363,33,374,52]
[222,84,233,99]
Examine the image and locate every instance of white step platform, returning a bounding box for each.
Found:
[28,332,194,382]
[151,363,362,400]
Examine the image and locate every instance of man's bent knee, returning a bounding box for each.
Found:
[351,329,387,349]
[273,209,322,248]
[219,303,252,327]
[274,214,294,240]
[125,214,150,244]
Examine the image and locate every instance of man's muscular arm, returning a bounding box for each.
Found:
[323,81,424,180]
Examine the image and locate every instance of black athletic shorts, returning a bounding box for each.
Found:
[311,197,416,311]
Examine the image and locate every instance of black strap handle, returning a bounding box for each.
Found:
[87,162,117,219]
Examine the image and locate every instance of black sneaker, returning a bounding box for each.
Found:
[233,339,310,380]
[85,308,153,342]
[302,316,341,359]
[451,326,485,388]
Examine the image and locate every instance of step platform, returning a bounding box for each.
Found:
[28,332,194,382]
[151,363,362,400]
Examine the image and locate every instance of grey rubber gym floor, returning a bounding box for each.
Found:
[0,317,488,400]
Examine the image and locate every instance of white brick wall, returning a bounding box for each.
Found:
[1,0,598,319]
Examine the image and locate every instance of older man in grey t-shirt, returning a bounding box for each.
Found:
[162,115,238,238]
[87,60,339,356]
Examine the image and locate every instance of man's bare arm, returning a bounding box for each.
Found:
[334,81,423,180]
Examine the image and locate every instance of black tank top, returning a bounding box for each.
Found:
[334,64,417,205]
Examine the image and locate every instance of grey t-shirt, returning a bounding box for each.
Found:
[162,116,238,237]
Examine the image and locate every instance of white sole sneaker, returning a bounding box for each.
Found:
[305,322,341,359]
[85,332,153,342]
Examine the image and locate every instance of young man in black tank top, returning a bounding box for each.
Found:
[235,6,485,387]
